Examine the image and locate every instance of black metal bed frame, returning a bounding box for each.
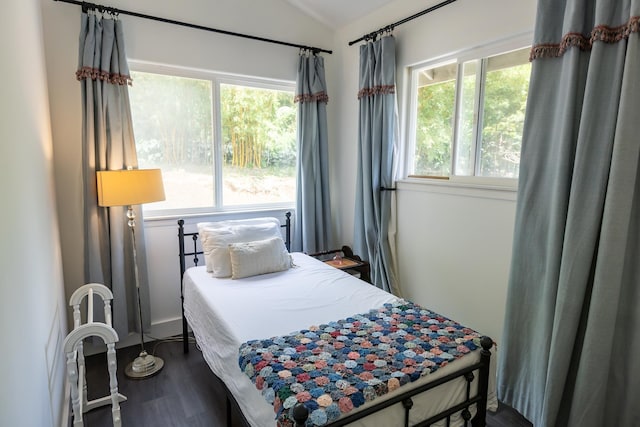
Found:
[177,212,493,427]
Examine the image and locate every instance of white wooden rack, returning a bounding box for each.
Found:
[63,283,126,427]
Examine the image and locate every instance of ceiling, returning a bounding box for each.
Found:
[285,0,396,29]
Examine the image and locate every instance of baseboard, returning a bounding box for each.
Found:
[82,317,183,356]
[118,317,184,348]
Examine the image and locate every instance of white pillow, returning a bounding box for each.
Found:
[198,220,283,277]
[228,237,292,279]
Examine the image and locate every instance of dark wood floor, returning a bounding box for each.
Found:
[82,340,532,427]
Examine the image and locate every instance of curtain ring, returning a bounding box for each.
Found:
[81,1,97,13]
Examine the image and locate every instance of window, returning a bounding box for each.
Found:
[129,67,297,214]
[409,45,531,180]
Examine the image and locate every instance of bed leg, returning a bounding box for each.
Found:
[402,397,413,427]
[472,336,493,427]
[182,296,189,354]
[179,219,190,354]
[292,403,309,427]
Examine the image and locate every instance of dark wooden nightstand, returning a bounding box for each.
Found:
[310,246,371,283]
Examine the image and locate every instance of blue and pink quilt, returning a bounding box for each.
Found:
[238,299,482,426]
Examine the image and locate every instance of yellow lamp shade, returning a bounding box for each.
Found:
[96,169,165,207]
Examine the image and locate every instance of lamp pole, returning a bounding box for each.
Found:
[124,205,164,378]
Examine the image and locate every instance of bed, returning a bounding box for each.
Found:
[178,213,496,426]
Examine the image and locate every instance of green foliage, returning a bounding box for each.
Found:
[479,64,530,177]
[130,72,213,168]
[130,72,297,173]
[220,85,296,169]
[414,61,530,178]
[414,80,455,176]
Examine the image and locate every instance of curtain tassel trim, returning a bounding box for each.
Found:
[76,67,133,86]
[294,92,329,104]
[357,85,396,99]
[530,15,640,61]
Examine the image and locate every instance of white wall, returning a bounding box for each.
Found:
[395,181,516,343]
[41,0,334,342]
[330,0,537,344]
[0,1,67,425]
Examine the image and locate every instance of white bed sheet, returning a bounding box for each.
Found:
[183,252,496,426]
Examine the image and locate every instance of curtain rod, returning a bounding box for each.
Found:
[348,0,458,46]
[53,0,333,54]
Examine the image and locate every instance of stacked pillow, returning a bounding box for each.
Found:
[197,217,292,278]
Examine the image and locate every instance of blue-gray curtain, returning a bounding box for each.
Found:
[498,2,640,426]
[78,10,151,335]
[353,35,400,295]
[293,51,332,253]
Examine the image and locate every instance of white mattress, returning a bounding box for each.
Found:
[183,252,496,426]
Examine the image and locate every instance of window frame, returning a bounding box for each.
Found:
[405,32,532,187]
[128,61,298,217]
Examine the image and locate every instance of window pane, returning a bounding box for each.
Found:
[454,61,479,176]
[413,63,457,176]
[478,48,531,178]
[130,72,214,210]
[220,84,296,206]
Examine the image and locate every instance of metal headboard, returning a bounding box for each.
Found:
[177,211,291,353]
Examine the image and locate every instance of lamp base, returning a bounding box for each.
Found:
[124,350,164,379]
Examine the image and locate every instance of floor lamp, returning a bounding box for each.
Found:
[96,168,166,379]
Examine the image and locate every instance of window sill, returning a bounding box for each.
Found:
[141,204,295,226]
[397,177,517,201]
